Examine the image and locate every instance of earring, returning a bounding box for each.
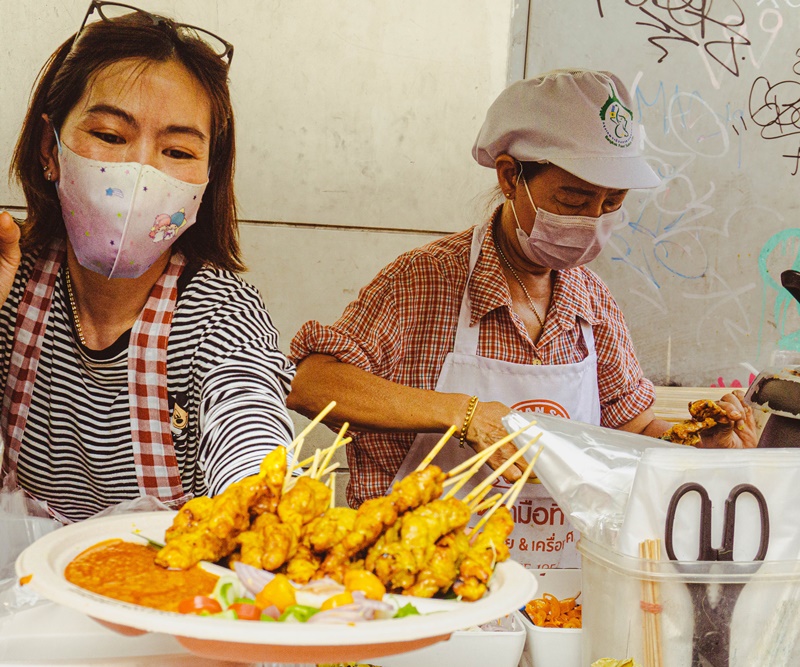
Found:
[505,192,513,199]
[43,166,51,181]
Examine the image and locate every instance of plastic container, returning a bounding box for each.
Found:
[0,515,60,570]
[578,537,800,666]
[373,612,526,667]
[519,569,582,667]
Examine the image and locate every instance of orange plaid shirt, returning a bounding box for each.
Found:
[290,213,655,507]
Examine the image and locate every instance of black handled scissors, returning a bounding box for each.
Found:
[664,482,770,667]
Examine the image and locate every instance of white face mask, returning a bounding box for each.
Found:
[55,139,207,279]
[509,168,622,270]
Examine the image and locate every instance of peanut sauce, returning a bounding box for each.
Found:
[64,539,219,612]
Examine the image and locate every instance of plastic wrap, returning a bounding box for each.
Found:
[502,410,679,549]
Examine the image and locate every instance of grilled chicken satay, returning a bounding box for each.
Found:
[237,475,331,572]
[281,544,321,584]
[164,496,214,541]
[237,512,299,571]
[156,447,288,570]
[452,506,514,601]
[277,476,331,531]
[320,465,447,579]
[404,530,470,598]
[391,465,447,513]
[303,507,357,554]
[368,497,471,591]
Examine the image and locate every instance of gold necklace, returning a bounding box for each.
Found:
[495,240,546,330]
[65,268,86,346]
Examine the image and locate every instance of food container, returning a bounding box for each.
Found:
[373,612,526,667]
[578,537,800,665]
[519,569,582,667]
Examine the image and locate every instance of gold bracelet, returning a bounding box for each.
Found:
[459,395,480,448]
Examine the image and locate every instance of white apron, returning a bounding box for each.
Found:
[391,222,601,569]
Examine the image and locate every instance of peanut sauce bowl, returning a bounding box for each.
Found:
[16,511,537,664]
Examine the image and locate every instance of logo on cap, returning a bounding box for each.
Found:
[599,85,634,149]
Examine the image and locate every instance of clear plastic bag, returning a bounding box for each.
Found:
[0,488,62,617]
[503,410,679,550]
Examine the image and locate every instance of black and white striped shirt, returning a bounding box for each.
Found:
[1,254,295,523]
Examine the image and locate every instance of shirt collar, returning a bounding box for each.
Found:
[467,209,602,329]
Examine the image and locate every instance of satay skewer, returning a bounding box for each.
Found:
[321,422,350,471]
[444,431,536,500]
[462,439,535,504]
[415,425,458,472]
[468,444,543,539]
[471,492,503,514]
[289,400,337,451]
[444,421,538,479]
[328,472,337,509]
[316,462,341,480]
[291,437,351,472]
[467,483,497,511]
[308,449,323,479]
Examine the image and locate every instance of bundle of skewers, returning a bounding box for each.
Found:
[155,402,542,602]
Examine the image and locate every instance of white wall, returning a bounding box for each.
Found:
[0,0,514,499]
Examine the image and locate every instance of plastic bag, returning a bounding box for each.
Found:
[0,489,62,617]
[503,410,679,549]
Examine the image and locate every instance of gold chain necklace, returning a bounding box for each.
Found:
[65,268,86,346]
[495,240,546,330]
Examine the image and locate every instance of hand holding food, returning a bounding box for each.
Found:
[697,390,758,449]
[660,393,757,448]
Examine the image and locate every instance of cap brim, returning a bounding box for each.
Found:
[548,156,661,190]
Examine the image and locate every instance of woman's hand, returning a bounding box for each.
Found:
[698,390,759,449]
[0,211,21,306]
[465,400,526,482]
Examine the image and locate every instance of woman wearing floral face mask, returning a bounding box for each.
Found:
[288,69,756,569]
[0,2,295,523]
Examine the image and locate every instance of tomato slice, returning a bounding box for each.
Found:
[178,595,223,615]
[228,602,263,621]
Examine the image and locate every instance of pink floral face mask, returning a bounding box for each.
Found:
[509,168,622,271]
[55,138,207,279]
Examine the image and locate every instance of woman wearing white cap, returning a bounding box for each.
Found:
[289,69,755,568]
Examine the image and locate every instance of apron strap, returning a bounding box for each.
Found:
[452,222,488,355]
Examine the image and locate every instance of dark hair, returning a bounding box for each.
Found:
[10,11,244,271]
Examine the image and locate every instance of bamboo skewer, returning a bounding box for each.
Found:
[316,462,341,480]
[445,421,538,479]
[639,538,664,667]
[291,437,352,472]
[463,439,535,504]
[308,449,323,480]
[289,400,337,451]
[468,444,543,539]
[321,422,350,471]
[328,472,336,509]
[415,425,458,472]
[503,443,543,508]
[467,483,497,511]
[471,492,503,514]
[441,438,511,498]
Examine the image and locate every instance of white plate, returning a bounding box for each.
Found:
[16,512,537,664]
